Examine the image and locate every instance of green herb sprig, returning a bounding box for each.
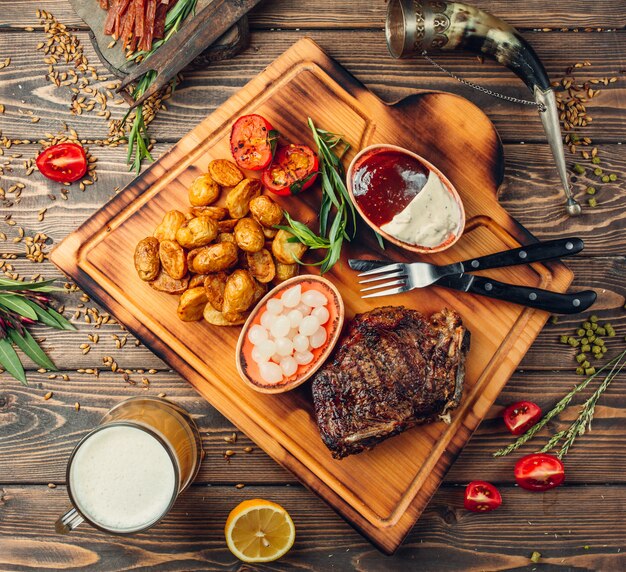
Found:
[280,117,383,273]
[0,277,75,384]
[123,0,198,173]
[494,347,626,459]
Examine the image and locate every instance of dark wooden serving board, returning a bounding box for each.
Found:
[50,38,573,554]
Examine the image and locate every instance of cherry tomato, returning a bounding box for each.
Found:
[514,453,565,492]
[230,114,277,171]
[503,401,542,435]
[262,144,319,196]
[464,481,502,512]
[36,143,87,183]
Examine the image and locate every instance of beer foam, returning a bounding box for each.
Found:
[69,424,177,532]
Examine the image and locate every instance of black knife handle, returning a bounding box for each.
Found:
[460,238,584,272]
[466,275,596,314]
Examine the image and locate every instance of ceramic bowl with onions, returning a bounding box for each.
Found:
[347,144,465,254]
[236,275,344,394]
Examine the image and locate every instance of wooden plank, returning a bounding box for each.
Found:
[1,0,624,30]
[2,370,626,485]
[0,251,623,373]
[1,142,625,256]
[48,37,576,553]
[2,484,626,571]
[0,30,624,144]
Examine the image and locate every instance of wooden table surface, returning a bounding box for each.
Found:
[1,1,625,570]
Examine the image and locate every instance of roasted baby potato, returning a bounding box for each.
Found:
[149,270,189,294]
[217,232,235,244]
[204,271,228,312]
[208,159,244,187]
[203,303,246,326]
[246,248,276,284]
[218,219,238,232]
[190,241,238,274]
[159,240,188,279]
[177,287,208,322]
[222,269,256,321]
[272,229,307,264]
[262,226,278,239]
[188,173,220,207]
[249,195,283,228]
[134,237,160,281]
[234,218,265,253]
[274,261,299,283]
[189,273,208,288]
[252,277,267,304]
[226,178,262,219]
[154,210,186,241]
[175,216,218,249]
[191,206,229,220]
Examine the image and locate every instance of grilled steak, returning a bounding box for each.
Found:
[311,306,469,459]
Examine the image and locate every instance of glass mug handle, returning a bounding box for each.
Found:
[55,507,84,534]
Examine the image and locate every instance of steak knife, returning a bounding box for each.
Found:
[349,237,584,283]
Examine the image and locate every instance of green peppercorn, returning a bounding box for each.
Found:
[594,167,603,176]
[594,338,605,347]
[596,327,606,336]
[569,338,580,347]
[594,353,602,360]
[591,323,598,331]
[581,360,591,369]
[550,315,559,324]
[591,156,601,164]
[588,198,598,207]
[590,315,598,323]
[586,329,594,338]
[573,163,586,175]
[576,353,587,363]
[592,345,602,354]
[576,367,584,375]
[560,334,569,344]
[586,186,597,195]
[609,173,618,182]
[605,322,612,328]
[607,329,616,338]
[602,175,610,183]
[585,367,596,376]
[581,338,589,345]
[577,328,586,337]
[584,320,593,327]
[588,334,596,343]
[581,344,591,352]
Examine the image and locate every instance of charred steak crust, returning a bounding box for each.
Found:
[311,306,470,459]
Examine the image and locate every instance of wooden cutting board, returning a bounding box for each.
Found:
[50,38,573,554]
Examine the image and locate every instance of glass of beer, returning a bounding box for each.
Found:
[55,396,203,535]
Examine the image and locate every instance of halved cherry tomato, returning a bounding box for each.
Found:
[36,143,87,183]
[503,401,542,435]
[464,481,502,512]
[230,114,277,171]
[262,144,319,196]
[514,453,565,492]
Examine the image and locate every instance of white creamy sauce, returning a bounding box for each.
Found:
[69,424,177,532]
[380,170,460,247]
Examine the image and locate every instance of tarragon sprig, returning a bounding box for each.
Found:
[0,277,75,385]
[494,347,626,458]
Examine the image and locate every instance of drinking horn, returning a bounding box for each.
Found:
[386,0,582,216]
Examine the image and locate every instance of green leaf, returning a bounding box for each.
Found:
[45,307,77,331]
[8,329,57,371]
[0,294,38,320]
[0,278,57,290]
[0,337,27,385]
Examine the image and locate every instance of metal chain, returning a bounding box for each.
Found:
[421,52,547,112]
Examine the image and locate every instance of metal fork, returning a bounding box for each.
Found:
[357,238,583,296]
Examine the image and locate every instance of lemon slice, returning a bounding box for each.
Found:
[225,499,296,563]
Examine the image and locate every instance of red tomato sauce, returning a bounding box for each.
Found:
[351,149,430,227]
